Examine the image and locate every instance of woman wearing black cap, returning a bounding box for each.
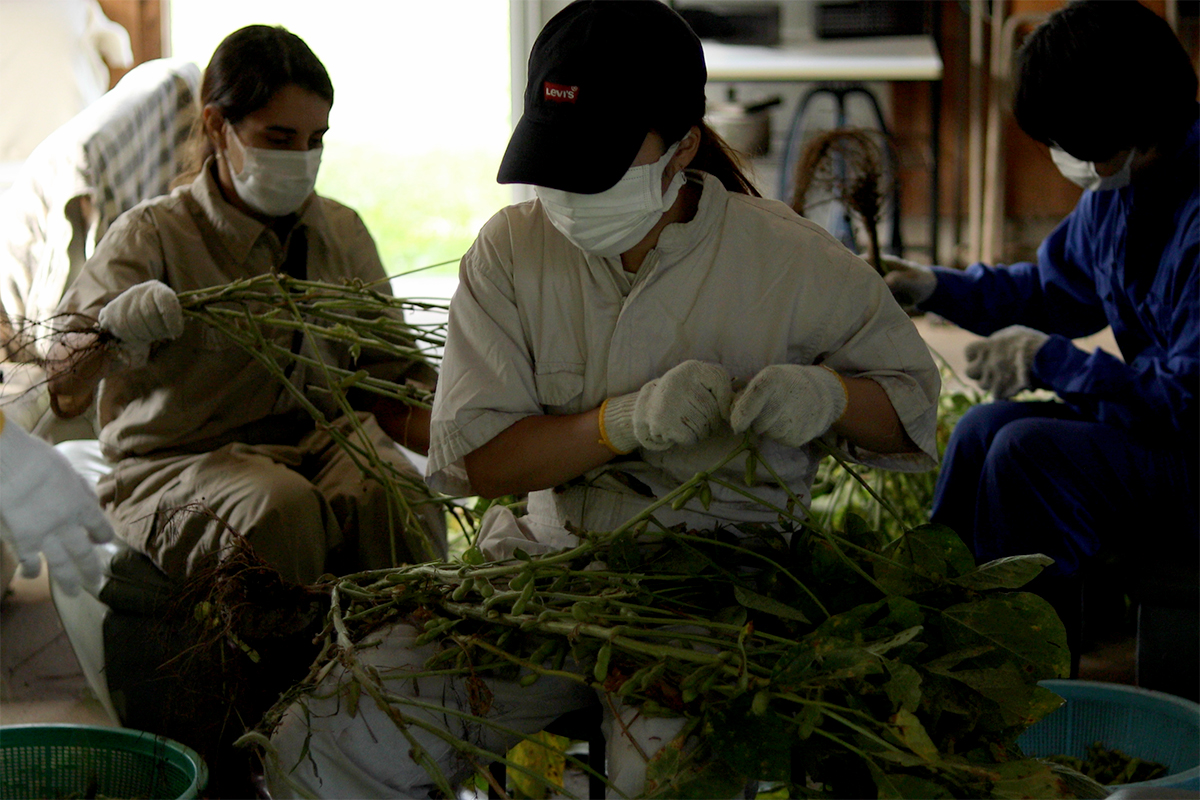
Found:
[267,2,940,796]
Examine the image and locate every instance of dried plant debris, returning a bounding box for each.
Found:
[791,128,896,276]
[1047,742,1170,786]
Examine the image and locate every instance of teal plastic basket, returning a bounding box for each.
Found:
[0,724,207,800]
[1018,680,1200,791]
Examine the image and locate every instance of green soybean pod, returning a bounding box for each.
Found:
[477,577,495,598]
[699,483,713,510]
[511,580,536,615]
[671,486,696,511]
[519,672,541,687]
[571,603,591,622]
[593,642,613,682]
[451,577,475,601]
[615,675,641,697]
[639,661,667,691]
[415,623,450,646]
[510,570,533,591]
[744,450,757,486]
[528,639,557,666]
[680,664,708,690]
[751,690,771,716]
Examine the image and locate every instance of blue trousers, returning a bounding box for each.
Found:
[931,401,1198,577]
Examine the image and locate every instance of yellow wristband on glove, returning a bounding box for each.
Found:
[820,365,849,424]
[597,398,632,455]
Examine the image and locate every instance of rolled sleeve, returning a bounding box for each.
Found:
[426,224,543,494]
[818,259,940,471]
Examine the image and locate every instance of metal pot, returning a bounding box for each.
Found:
[705,95,781,157]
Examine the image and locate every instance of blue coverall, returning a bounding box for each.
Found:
[919,117,1199,578]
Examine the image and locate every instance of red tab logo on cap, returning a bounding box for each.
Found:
[543,82,579,103]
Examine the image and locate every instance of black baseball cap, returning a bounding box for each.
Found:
[497,0,707,194]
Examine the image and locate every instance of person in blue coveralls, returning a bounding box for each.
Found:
[884,0,1198,664]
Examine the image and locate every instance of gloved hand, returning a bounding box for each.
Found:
[0,414,114,595]
[600,360,733,453]
[730,364,848,448]
[964,325,1049,399]
[97,280,183,366]
[881,255,938,308]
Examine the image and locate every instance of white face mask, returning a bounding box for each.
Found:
[536,142,685,257]
[1050,146,1136,192]
[224,122,322,216]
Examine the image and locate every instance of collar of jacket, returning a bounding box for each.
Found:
[190,158,326,267]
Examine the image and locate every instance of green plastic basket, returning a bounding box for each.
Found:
[0,724,207,800]
[1018,680,1200,791]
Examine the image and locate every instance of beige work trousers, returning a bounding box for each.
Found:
[97,413,447,585]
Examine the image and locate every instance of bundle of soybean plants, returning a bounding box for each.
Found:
[173,269,471,559]
[241,456,1104,799]
[168,276,1102,798]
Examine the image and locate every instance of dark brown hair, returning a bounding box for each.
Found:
[179,25,333,181]
[1013,0,1197,162]
[655,119,761,198]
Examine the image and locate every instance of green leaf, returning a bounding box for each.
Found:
[864,625,924,657]
[645,734,747,800]
[817,596,923,643]
[949,554,1054,591]
[710,696,792,780]
[868,763,956,799]
[843,513,891,552]
[819,646,883,682]
[876,524,976,594]
[940,593,1070,680]
[734,585,811,623]
[607,532,642,571]
[885,708,940,762]
[794,702,823,740]
[651,758,747,800]
[932,665,1066,728]
[506,731,567,800]
[883,662,923,714]
[987,758,1076,799]
[772,641,817,684]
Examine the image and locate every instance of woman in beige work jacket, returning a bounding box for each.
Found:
[266,2,940,798]
[46,25,446,587]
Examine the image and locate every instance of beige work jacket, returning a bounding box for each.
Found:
[429,172,940,533]
[57,162,433,461]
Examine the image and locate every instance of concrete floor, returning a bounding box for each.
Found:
[0,314,1136,774]
[0,567,114,729]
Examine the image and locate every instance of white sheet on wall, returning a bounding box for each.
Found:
[0,0,133,165]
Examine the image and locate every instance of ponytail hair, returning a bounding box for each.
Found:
[689,123,762,197]
[655,117,761,197]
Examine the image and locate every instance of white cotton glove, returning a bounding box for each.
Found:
[0,416,114,595]
[964,325,1050,399]
[97,280,184,367]
[881,255,938,308]
[600,360,734,453]
[730,364,848,448]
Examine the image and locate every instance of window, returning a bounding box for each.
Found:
[169,0,511,293]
